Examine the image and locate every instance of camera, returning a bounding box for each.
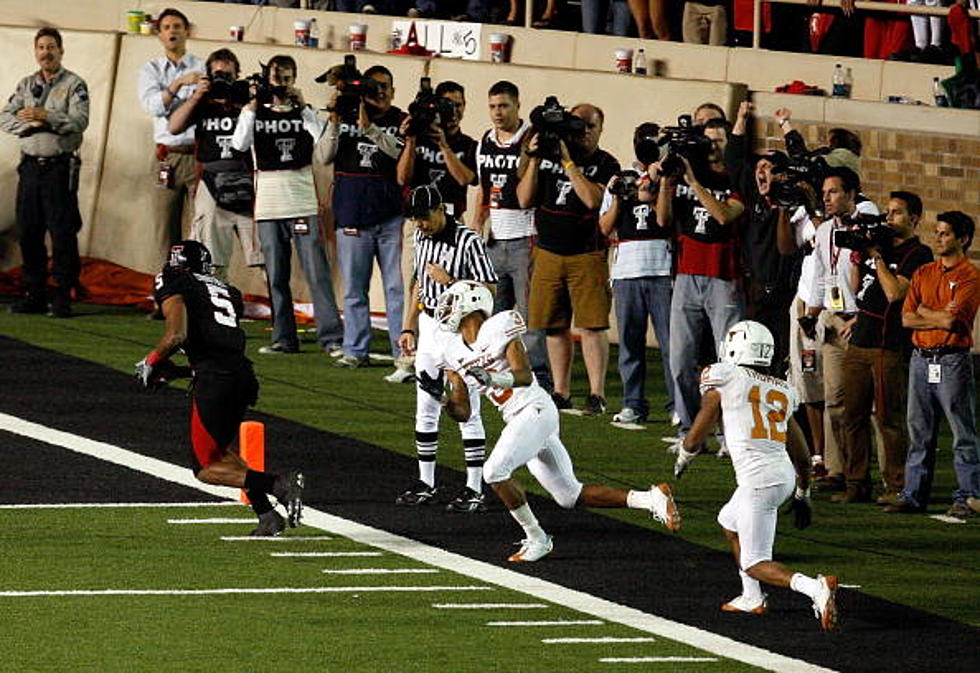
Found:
[206,71,251,105]
[609,169,641,201]
[633,122,661,166]
[767,149,830,211]
[242,63,290,106]
[655,115,712,178]
[406,77,456,137]
[832,212,894,250]
[315,55,383,118]
[528,96,586,158]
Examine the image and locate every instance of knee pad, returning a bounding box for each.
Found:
[482,451,513,484]
[551,482,583,510]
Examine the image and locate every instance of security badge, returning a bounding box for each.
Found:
[928,363,942,384]
[826,274,845,312]
[293,218,310,235]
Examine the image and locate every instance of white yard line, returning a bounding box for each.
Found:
[271,552,383,558]
[487,620,604,627]
[600,657,720,663]
[433,603,548,609]
[321,568,439,575]
[220,536,333,542]
[0,411,838,673]
[168,518,259,524]
[543,637,657,644]
[0,502,237,509]
[0,586,492,597]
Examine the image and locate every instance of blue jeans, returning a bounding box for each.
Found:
[581,0,632,35]
[613,276,674,418]
[902,351,980,508]
[257,217,343,350]
[337,215,405,358]
[668,273,745,432]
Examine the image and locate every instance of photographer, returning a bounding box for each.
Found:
[231,55,343,356]
[517,103,620,416]
[656,118,745,445]
[598,124,674,427]
[168,48,262,281]
[319,64,406,369]
[839,191,932,506]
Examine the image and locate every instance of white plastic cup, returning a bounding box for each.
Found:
[488,33,509,63]
[348,23,367,51]
[294,20,311,47]
[614,48,633,74]
[229,25,244,42]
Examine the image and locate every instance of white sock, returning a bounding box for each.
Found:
[510,503,547,542]
[419,461,436,488]
[466,466,483,492]
[790,572,820,600]
[626,488,653,511]
[740,570,764,602]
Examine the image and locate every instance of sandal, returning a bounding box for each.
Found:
[532,15,555,28]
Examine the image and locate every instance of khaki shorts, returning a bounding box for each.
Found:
[528,247,611,331]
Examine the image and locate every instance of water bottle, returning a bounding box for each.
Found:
[633,48,647,76]
[933,77,950,107]
[831,63,847,98]
[308,18,320,48]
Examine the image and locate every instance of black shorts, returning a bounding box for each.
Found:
[189,364,259,472]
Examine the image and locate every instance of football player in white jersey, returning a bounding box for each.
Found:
[418,281,680,563]
[676,320,840,631]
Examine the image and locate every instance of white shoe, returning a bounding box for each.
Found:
[721,594,768,614]
[383,367,415,383]
[812,575,840,632]
[662,436,682,455]
[648,483,681,531]
[674,446,701,478]
[508,535,553,563]
[612,407,645,424]
[717,439,729,459]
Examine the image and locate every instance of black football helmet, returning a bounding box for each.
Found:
[167,240,213,275]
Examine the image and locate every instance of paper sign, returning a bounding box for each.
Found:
[392,20,483,60]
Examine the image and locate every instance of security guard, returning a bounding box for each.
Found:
[0,27,89,317]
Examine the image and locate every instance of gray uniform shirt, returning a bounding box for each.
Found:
[0,68,89,157]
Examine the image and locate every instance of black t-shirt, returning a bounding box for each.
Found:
[193,100,251,167]
[477,123,529,212]
[154,268,248,371]
[742,199,796,290]
[408,131,477,217]
[851,237,933,351]
[535,148,620,256]
[613,172,670,241]
[253,104,313,171]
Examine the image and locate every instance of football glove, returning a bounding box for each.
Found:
[416,370,445,402]
[467,367,491,387]
[784,487,812,530]
[135,355,160,389]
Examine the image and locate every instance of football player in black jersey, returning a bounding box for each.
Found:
[135,240,305,536]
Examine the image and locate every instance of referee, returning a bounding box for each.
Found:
[396,185,498,512]
[1,28,89,317]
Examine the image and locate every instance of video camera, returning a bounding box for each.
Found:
[608,169,641,201]
[315,55,384,118]
[633,122,661,166]
[767,149,831,211]
[654,115,712,178]
[528,96,586,158]
[205,70,252,106]
[406,77,456,137]
[832,212,893,250]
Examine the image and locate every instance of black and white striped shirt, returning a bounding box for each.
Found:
[414,218,497,310]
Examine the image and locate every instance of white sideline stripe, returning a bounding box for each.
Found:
[322,568,439,575]
[220,536,333,541]
[543,637,657,644]
[433,603,548,610]
[0,412,838,673]
[487,620,604,627]
[601,657,719,663]
[271,552,383,558]
[839,584,862,589]
[0,586,492,597]
[168,518,259,524]
[0,502,238,509]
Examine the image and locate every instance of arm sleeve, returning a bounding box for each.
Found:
[902,269,923,315]
[806,226,827,308]
[363,123,403,160]
[231,107,254,152]
[314,119,340,165]
[302,105,325,141]
[783,129,808,159]
[950,276,980,331]
[46,79,90,135]
[462,236,499,284]
[137,61,168,117]
[0,80,28,135]
[699,362,734,395]
[599,188,613,216]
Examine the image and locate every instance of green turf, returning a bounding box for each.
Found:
[1,303,979,630]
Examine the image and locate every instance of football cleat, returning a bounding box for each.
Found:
[508,536,554,563]
[272,471,305,527]
[649,483,681,532]
[250,510,285,537]
[812,575,840,632]
[446,487,486,513]
[395,480,439,506]
[721,594,768,615]
[674,445,701,478]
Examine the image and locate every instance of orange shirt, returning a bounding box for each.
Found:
[903,257,980,349]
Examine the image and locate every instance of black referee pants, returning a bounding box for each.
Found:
[16,155,82,293]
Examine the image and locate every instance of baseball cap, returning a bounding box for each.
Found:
[404,184,444,219]
[753,149,789,172]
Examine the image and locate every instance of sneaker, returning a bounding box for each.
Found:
[250,510,285,537]
[335,354,370,368]
[967,497,980,515]
[259,342,299,355]
[721,594,768,615]
[551,392,573,411]
[445,486,486,513]
[883,500,924,514]
[811,460,829,480]
[875,491,903,507]
[947,502,974,519]
[674,445,701,478]
[272,471,304,527]
[384,366,415,384]
[812,575,840,632]
[662,435,683,455]
[716,437,729,459]
[508,535,553,563]
[49,289,72,318]
[581,394,607,416]
[648,483,681,531]
[323,342,343,357]
[395,480,439,506]
[612,407,646,424]
[10,294,46,314]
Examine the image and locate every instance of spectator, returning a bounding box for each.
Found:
[863,0,914,59]
[582,0,632,35]
[473,81,551,392]
[682,0,728,45]
[839,191,932,505]
[888,211,980,518]
[452,1,520,24]
[656,118,745,447]
[0,27,88,318]
[693,102,727,127]
[136,7,204,263]
[168,48,263,281]
[232,55,343,355]
[518,103,621,415]
[319,64,407,368]
[599,124,675,427]
[628,0,672,39]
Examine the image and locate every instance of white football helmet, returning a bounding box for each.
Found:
[435,280,493,332]
[720,320,774,367]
